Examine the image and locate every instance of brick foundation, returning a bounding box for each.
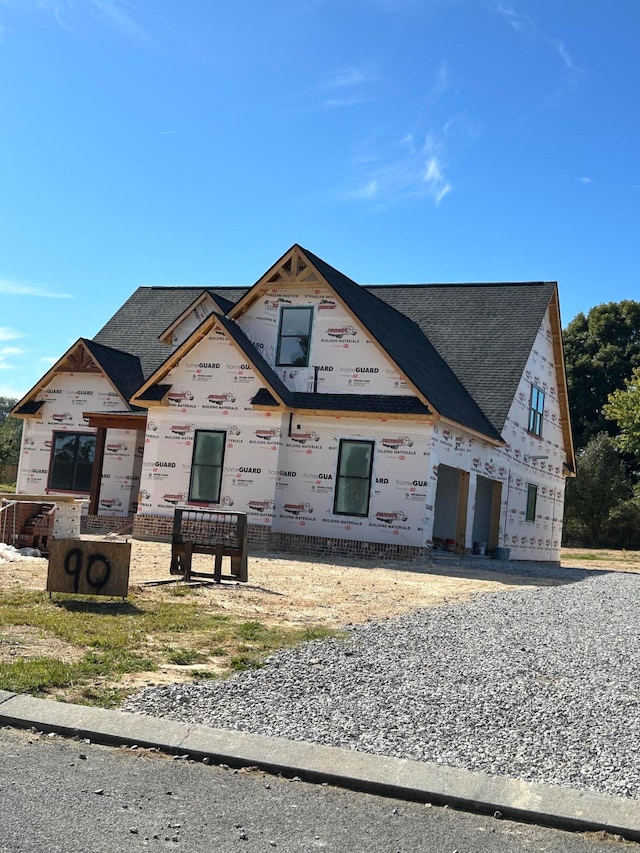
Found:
[132,512,428,560]
[81,514,134,535]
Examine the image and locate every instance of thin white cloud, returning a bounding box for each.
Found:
[578,176,592,184]
[0,0,148,41]
[495,3,533,33]
[339,130,452,206]
[316,65,375,110]
[0,327,27,341]
[89,0,148,41]
[0,279,72,298]
[323,67,370,90]
[430,61,450,104]
[344,180,379,200]
[40,355,58,365]
[322,96,372,109]
[493,0,584,103]
[0,346,25,356]
[555,39,577,72]
[0,381,26,397]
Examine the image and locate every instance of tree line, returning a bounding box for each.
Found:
[0,397,22,486]
[563,301,640,549]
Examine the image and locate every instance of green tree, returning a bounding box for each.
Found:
[563,301,640,451]
[603,366,640,461]
[0,397,22,470]
[563,433,632,546]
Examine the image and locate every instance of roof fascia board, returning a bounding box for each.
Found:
[436,415,506,448]
[130,314,289,409]
[548,287,576,475]
[227,244,305,318]
[10,338,129,418]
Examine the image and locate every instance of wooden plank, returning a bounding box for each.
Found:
[47,539,131,598]
[455,470,470,554]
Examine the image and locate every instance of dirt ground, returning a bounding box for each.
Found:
[1,539,567,628]
[1,540,638,687]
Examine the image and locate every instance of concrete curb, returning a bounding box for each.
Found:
[1,690,638,841]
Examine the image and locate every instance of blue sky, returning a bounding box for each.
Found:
[1,0,638,400]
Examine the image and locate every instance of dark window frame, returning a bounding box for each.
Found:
[528,385,545,437]
[333,438,375,518]
[47,431,97,494]
[276,306,313,367]
[525,483,538,523]
[188,429,227,504]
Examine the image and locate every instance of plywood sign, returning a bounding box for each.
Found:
[47,539,131,597]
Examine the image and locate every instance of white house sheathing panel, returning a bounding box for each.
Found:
[138,327,284,525]
[426,305,566,561]
[135,324,434,547]
[272,418,432,546]
[16,372,141,517]
[170,294,217,349]
[136,303,567,558]
[498,306,566,560]
[237,285,413,395]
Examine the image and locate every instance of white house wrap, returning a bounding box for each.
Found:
[11,245,574,561]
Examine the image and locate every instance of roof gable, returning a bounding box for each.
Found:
[11,338,144,417]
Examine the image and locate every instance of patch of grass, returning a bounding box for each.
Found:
[562,549,640,562]
[229,654,264,671]
[0,483,16,493]
[0,588,341,707]
[166,647,208,666]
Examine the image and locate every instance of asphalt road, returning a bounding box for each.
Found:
[0,726,634,853]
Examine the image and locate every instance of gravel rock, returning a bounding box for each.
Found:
[123,571,640,799]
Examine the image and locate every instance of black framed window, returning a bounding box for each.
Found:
[334,439,374,517]
[189,430,226,503]
[528,385,545,436]
[48,432,96,493]
[276,306,313,367]
[526,483,537,523]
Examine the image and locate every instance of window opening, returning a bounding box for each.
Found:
[276,307,313,367]
[528,385,545,436]
[48,432,96,493]
[189,430,226,503]
[334,439,374,517]
[526,483,538,523]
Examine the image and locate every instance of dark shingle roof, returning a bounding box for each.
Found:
[14,400,45,416]
[369,282,556,435]
[252,388,431,415]
[302,248,502,439]
[90,251,556,441]
[93,286,246,379]
[82,339,146,408]
[136,383,171,402]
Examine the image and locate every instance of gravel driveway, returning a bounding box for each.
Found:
[124,568,640,800]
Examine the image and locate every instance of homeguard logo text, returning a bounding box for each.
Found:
[74,390,93,396]
[198,363,220,369]
[339,367,380,374]
[154,461,176,468]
